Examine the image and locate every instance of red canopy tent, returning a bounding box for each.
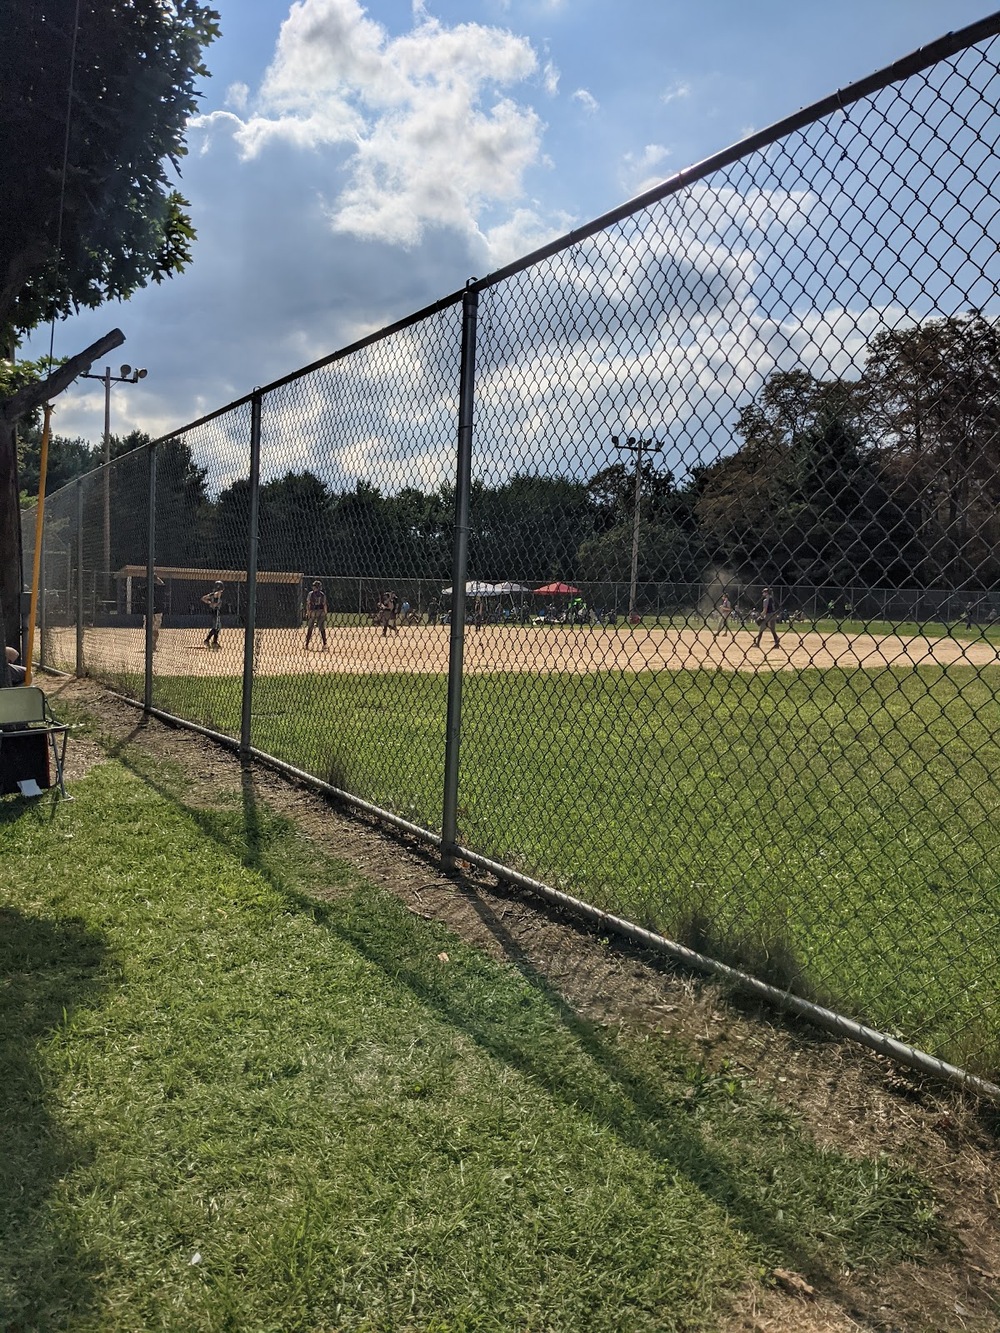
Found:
[533,582,580,595]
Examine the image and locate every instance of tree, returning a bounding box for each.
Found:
[153,436,211,569]
[17,420,93,501]
[257,471,334,574]
[862,313,1000,586]
[0,0,219,677]
[471,474,593,582]
[581,461,702,588]
[1,1,220,343]
[694,369,913,588]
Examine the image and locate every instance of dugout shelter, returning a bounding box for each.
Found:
[115,567,303,629]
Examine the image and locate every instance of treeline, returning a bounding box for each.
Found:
[24,313,1000,591]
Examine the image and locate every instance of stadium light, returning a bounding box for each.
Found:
[611,434,662,619]
[79,363,149,595]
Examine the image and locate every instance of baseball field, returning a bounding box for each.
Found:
[42,617,1000,678]
[44,619,1000,1075]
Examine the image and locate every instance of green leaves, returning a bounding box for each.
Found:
[0,1,220,343]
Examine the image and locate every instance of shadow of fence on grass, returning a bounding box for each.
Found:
[321,887,936,1286]
[92,738,937,1289]
[0,906,109,1328]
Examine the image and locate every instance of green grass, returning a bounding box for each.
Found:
[790,616,1000,645]
[147,662,1000,1077]
[1,739,943,1331]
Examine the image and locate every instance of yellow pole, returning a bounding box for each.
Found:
[25,403,53,686]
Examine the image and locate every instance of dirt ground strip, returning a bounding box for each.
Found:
[43,622,1000,679]
[51,676,1000,1333]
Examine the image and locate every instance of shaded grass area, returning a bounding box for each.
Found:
[0,740,943,1332]
[150,663,1000,1075]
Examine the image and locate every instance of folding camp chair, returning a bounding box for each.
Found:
[0,685,71,799]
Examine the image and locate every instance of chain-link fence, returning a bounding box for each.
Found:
[22,16,1000,1093]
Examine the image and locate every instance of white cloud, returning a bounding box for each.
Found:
[542,60,559,96]
[478,206,574,269]
[622,143,671,195]
[189,109,248,154]
[225,81,250,112]
[572,89,599,114]
[661,80,691,106]
[201,0,546,251]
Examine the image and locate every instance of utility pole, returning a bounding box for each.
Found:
[611,434,661,619]
[79,363,148,599]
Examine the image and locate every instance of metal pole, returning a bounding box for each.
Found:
[629,444,642,619]
[612,435,661,619]
[39,521,47,669]
[441,286,478,867]
[102,367,111,597]
[25,403,53,685]
[240,390,263,758]
[65,529,71,646]
[143,441,156,711]
[75,478,84,676]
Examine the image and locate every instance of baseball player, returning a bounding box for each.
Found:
[304,580,329,651]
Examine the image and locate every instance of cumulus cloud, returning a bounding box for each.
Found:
[197,0,547,251]
[572,89,599,114]
[479,206,575,269]
[542,60,560,96]
[225,81,250,112]
[622,143,671,195]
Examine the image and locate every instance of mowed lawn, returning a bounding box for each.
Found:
[148,662,1000,1077]
[1,738,941,1331]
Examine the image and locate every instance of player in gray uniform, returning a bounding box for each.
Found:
[754,586,780,649]
[305,580,329,650]
[202,580,224,649]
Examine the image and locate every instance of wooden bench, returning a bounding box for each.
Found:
[0,686,71,799]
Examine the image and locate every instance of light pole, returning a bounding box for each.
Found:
[79,363,148,596]
[611,434,661,619]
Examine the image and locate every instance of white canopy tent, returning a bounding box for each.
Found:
[441,581,524,596]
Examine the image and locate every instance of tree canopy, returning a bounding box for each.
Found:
[0,0,219,675]
[0,0,220,347]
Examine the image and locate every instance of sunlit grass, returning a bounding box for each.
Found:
[0,744,942,1330]
[150,661,1000,1074]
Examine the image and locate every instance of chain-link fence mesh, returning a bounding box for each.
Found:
[247,310,463,826]
[147,405,255,741]
[21,21,1000,1086]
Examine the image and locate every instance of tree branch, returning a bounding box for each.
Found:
[2,328,126,425]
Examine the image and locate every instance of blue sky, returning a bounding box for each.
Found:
[29,0,997,450]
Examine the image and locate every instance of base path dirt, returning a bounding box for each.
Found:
[44,622,1000,678]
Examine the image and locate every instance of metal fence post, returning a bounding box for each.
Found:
[441,285,478,867]
[38,523,47,670]
[144,441,156,711]
[240,390,263,759]
[75,479,84,677]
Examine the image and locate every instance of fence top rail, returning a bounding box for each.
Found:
[42,8,1000,502]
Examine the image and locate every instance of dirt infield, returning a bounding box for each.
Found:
[43,622,1000,677]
